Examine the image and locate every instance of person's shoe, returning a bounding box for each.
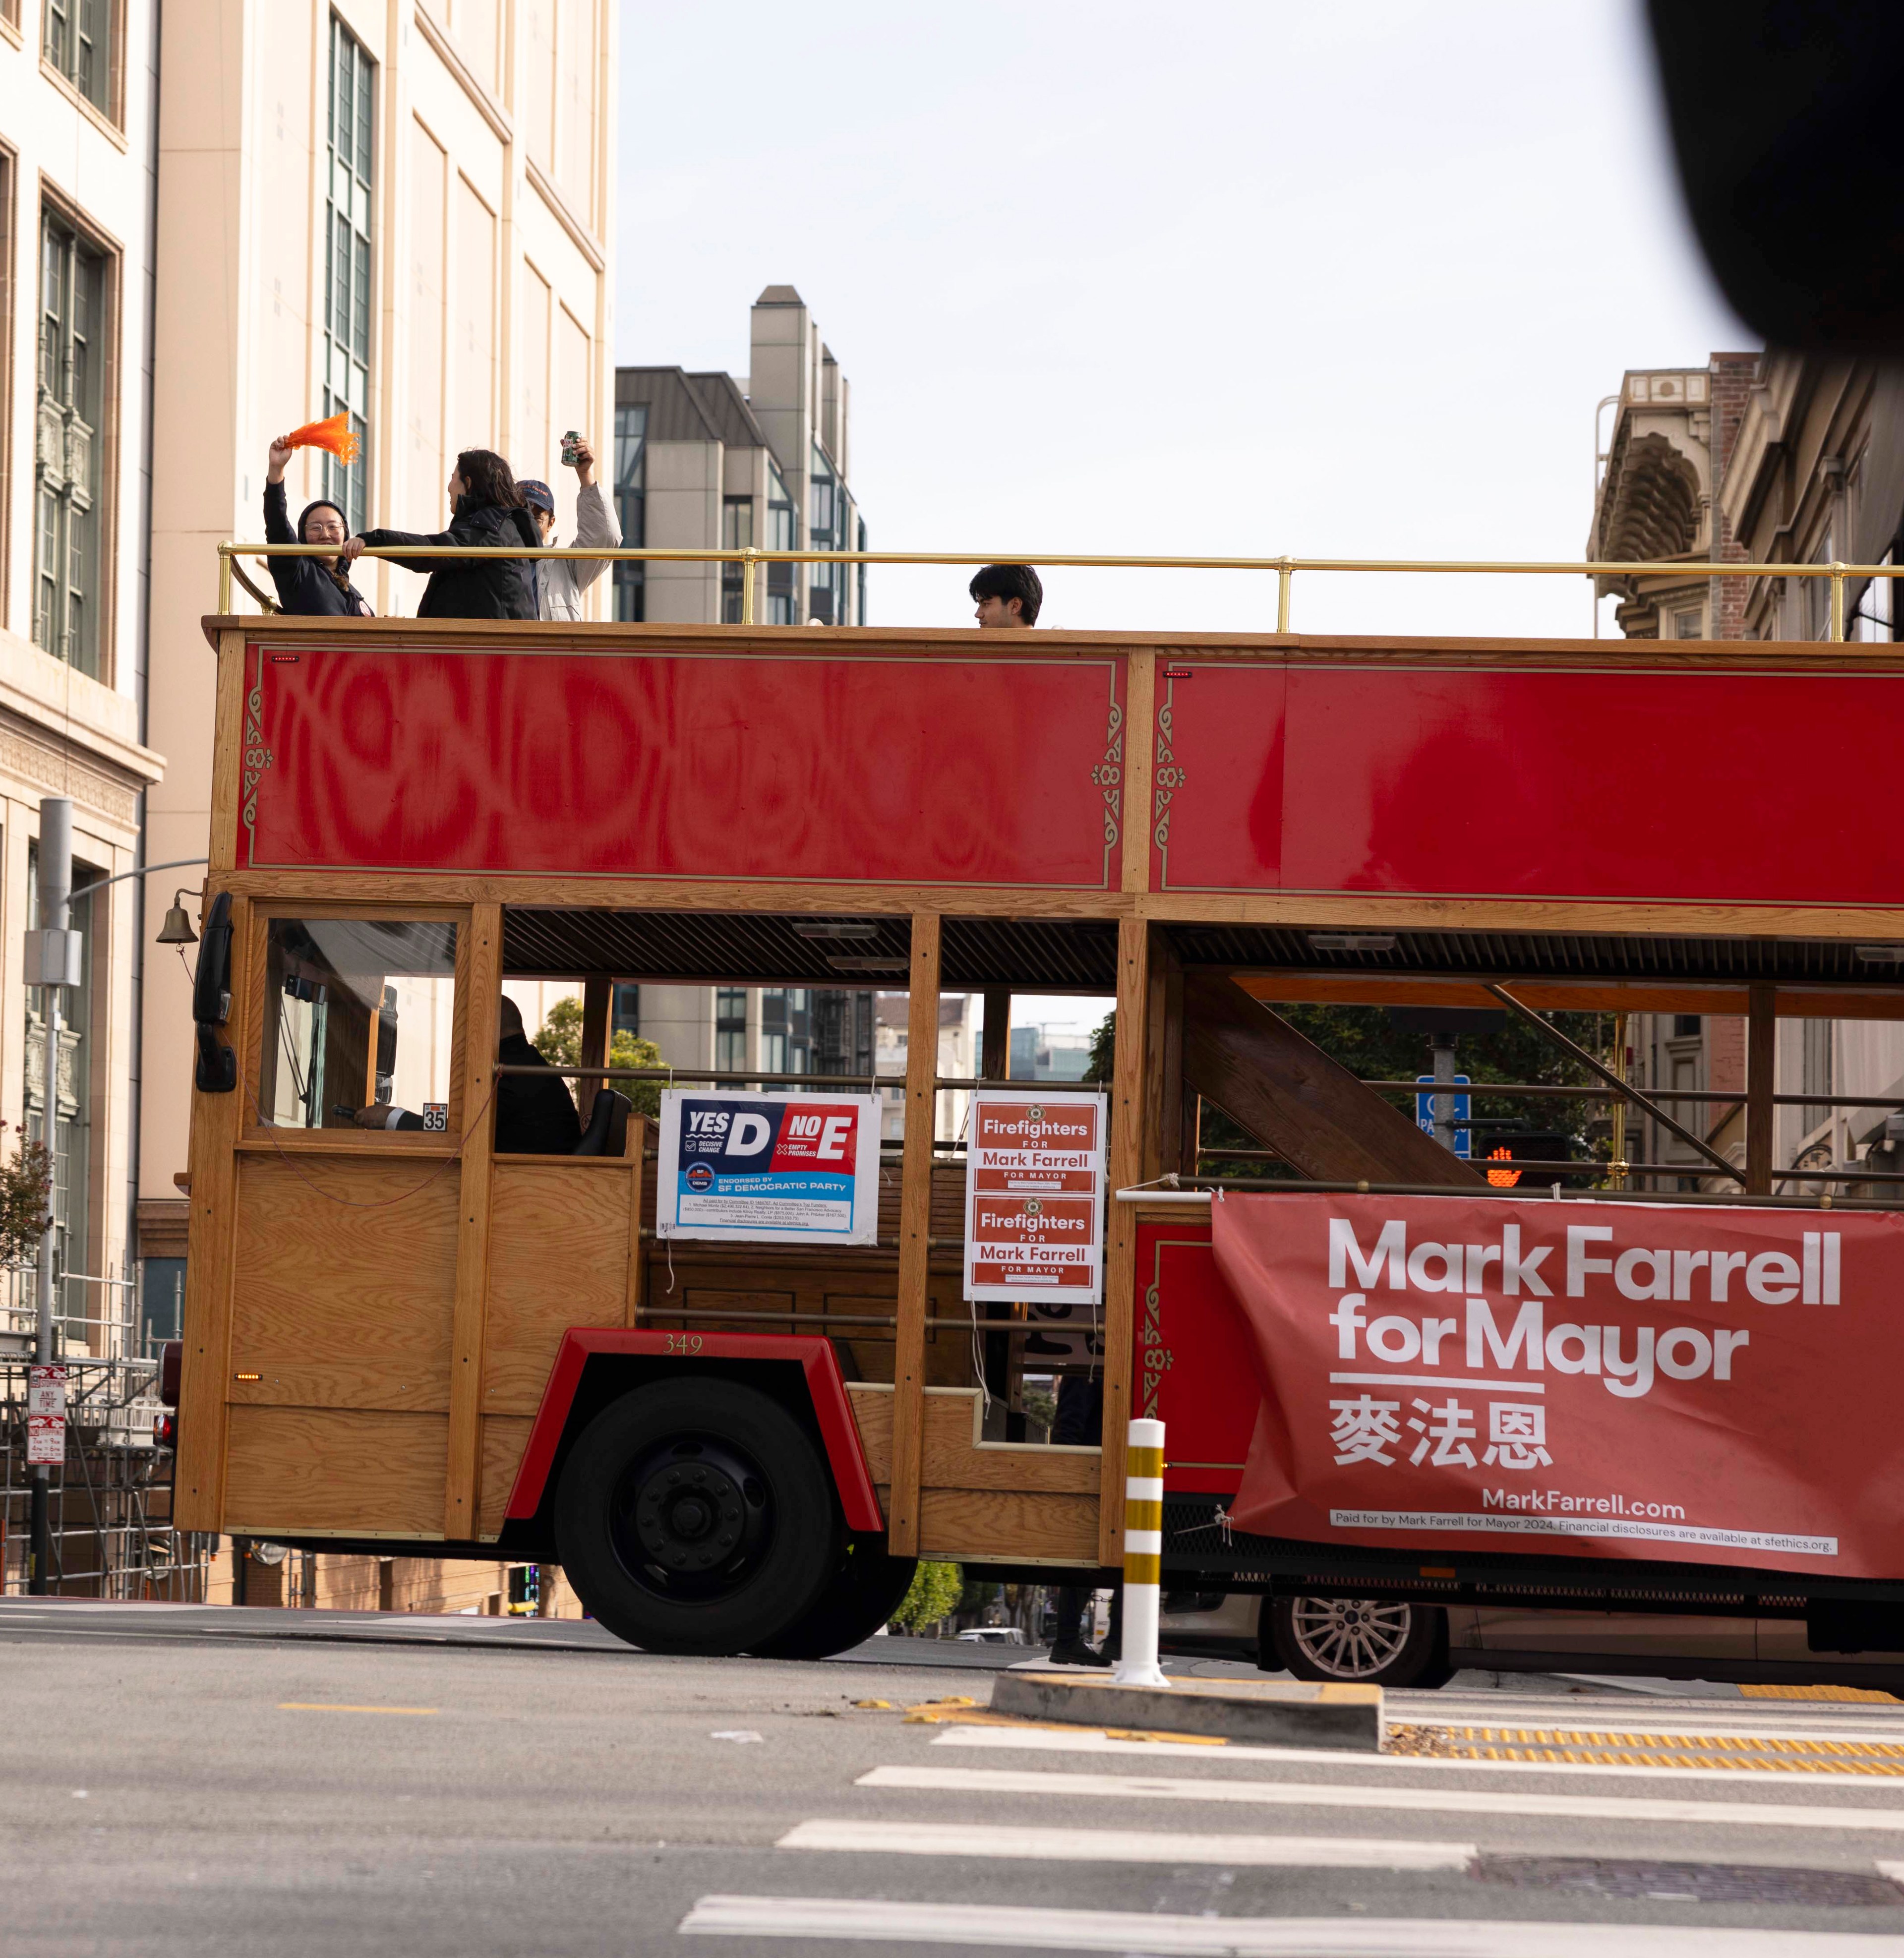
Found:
[1046,1641,1112,1667]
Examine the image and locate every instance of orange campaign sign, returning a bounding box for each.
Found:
[1210,1190,1904,1580]
[964,1090,1107,1302]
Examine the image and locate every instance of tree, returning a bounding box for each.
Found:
[889,1559,964,1633]
[530,995,664,1117]
[0,1122,52,1267]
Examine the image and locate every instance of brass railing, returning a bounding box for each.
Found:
[216,541,1904,638]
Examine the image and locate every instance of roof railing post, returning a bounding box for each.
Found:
[1276,557,1294,634]
[1831,561,1847,641]
[218,544,233,615]
[741,546,757,626]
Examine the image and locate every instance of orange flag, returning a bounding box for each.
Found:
[283,412,360,465]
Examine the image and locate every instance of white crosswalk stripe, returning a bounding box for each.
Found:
[777,1817,1477,1869]
[678,1894,1904,1953]
[858,1762,1904,1834]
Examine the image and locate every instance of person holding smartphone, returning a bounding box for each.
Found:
[519,432,621,621]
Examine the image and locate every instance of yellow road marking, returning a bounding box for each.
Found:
[1387,1721,1904,1775]
[1740,1683,1901,1703]
[277,1702,439,1716]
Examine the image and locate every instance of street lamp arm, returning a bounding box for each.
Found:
[67,857,210,904]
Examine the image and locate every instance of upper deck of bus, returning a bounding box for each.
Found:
[201,608,1904,1013]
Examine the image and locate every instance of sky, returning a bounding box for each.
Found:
[614,0,1749,1031]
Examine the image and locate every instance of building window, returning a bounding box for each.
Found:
[44,0,115,114]
[611,982,640,1038]
[324,19,374,533]
[34,211,106,678]
[1672,1015,1701,1038]
[720,495,753,624]
[714,989,748,1073]
[766,457,796,624]
[613,404,646,621]
[808,442,841,625]
[760,988,811,1075]
[1672,608,1702,640]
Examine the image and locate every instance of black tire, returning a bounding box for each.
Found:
[553,1377,840,1656]
[748,1541,918,1660]
[1262,1595,1450,1688]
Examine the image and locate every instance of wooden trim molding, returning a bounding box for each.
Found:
[445,902,502,1535]
[888,912,942,1555]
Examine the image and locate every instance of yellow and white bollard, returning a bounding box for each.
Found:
[1112,1416,1170,1688]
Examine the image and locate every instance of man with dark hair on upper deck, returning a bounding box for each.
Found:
[353,996,582,1153]
[970,563,1042,628]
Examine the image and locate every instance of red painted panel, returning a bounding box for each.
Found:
[242,644,1124,888]
[1152,657,1904,906]
[1134,1218,1258,1496]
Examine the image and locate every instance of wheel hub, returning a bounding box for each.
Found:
[613,1437,772,1597]
[1289,1596,1412,1678]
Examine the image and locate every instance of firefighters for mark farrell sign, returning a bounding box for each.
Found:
[964,1089,1108,1302]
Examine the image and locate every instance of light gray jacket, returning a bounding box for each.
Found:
[537,480,621,620]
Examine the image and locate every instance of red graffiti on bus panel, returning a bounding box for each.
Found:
[240,644,1125,888]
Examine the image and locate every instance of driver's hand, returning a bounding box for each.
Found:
[352,1104,393,1129]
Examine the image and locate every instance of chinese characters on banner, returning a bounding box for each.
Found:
[26,1364,66,1465]
[1209,1190,1904,1579]
[656,1092,881,1247]
[964,1090,1108,1307]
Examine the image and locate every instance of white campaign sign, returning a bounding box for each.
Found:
[963,1088,1108,1307]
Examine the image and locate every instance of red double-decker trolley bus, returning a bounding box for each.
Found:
[170,592,1904,1680]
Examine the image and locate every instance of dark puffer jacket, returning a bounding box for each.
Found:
[357,496,541,619]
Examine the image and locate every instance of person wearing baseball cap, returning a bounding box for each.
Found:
[520,434,621,621]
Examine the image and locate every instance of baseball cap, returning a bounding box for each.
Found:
[518,479,555,515]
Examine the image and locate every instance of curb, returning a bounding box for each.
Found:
[988,1671,1384,1751]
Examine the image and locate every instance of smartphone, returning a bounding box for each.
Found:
[560,430,584,466]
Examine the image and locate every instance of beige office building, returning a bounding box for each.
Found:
[138,0,619,1294]
[0,0,167,1348]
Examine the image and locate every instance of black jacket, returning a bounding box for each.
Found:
[357,497,541,619]
[494,1032,583,1154]
[263,481,371,616]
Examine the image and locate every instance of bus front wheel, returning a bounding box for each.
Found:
[553,1378,840,1656]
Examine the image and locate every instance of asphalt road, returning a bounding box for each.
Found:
[10,1600,1904,1956]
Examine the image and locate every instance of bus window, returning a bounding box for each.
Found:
[258,918,459,1130]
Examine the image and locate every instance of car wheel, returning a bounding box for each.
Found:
[1264,1595,1449,1688]
[748,1541,918,1660]
[554,1377,840,1656]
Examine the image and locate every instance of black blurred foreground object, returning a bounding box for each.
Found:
[1647,1,1904,347]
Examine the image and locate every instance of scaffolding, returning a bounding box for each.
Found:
[0,1260,212,1598]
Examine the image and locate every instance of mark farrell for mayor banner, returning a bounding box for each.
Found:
[1209,1191,1904,1579]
